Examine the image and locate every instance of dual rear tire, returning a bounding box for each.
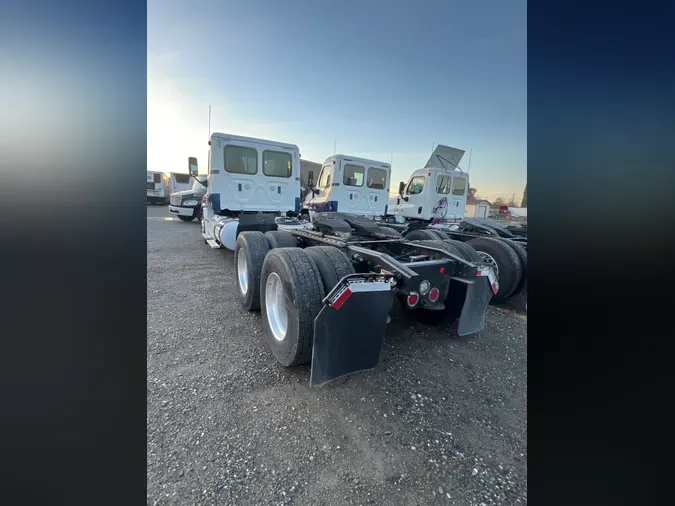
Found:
[234,231,354,367]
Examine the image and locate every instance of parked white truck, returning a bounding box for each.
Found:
[197,133,498,386]
[301,155,391,221]
[386,145,527,306]
[147,171,170,204]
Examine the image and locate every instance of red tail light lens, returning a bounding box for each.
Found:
[406,292,419,307]
[428,287,440,303]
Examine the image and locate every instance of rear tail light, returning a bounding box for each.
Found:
[406,292,419,307]
[428,287,440,303]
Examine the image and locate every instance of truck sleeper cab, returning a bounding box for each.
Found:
[201,133,310,250]
[302,155,391,220]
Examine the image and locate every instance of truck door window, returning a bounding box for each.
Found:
[343,164,365,187]
[174,173,190,184]
[318,166,332,188]
[367,167,387,190]
[407,176,425,195]
[153,173,161,183]
[436,175,451,194]
[224,145,258,174]
[452,177,467,196]
[263,150,292,178]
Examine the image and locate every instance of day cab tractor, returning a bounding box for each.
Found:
[169,174,208,222]
[198,133,499,386]
[386,144,527,306]
[301,155,391,221]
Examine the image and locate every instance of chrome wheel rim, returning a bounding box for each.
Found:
[265,272,288,341]
[237,252,249,295]
[477,251,499,277]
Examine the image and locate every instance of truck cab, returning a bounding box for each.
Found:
[169,175,208,222]
[201,133,308,250]
[302,155,391,220]
[147,171,170,204]
[388,145,469,223]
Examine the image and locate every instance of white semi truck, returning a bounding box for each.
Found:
[386,145,527,306]
[198,132,498,386]
[301,155,391,221]
[147,171,170,205]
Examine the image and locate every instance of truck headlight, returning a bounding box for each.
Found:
[183,200,198,206]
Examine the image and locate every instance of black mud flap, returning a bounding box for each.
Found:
[310,280,393,387]
[457,277,494,336]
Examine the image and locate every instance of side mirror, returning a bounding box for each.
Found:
[188,156,198,177]
[398,181,409,201]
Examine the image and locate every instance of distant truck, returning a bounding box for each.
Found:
[169,175,208,222]
[147,171,170,204]
[385,145,527,306]
[301,155,391,221]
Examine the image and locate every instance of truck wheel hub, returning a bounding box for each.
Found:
[265,272,288,342]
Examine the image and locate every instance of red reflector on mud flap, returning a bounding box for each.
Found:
[330,287,353,311]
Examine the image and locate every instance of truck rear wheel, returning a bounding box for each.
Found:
[465,237,522,301]
[234,231,270,311]
[303,246,355,294]
[495,239,527,296]
[260,248,326,367]
[443,240,482,263]
[404,229,438,241]
[264,230,298,249]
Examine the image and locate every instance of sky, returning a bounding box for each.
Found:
[148,0,527,202]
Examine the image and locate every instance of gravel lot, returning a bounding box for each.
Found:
[147,205,527,506]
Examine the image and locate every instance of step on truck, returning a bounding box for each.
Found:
[300,155,391,222]
[199,133,498,386]
[386,144,527,307]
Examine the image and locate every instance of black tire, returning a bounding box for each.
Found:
[495,239,527,295]
[465,237,522,301]
[264,230,298,249]
[443,240,483,263]
[428,229,451,240]
[404,229,438,241]
[260,248,326,366]
[376,226,403,238]
[303,246,355,294]
[177,215,194,222]
[234,231,270,311]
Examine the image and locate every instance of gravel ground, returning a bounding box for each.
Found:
[147,205,527,506]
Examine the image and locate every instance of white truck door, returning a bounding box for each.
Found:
[447,176,468,220]
[342,161,385,216]
[306,164,334,212]
[401,174,428,219]
[220,142,297,212]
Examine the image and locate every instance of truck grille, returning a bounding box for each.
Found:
[147,182,155,190]
[170,195,181,206]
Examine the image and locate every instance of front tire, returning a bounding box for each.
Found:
[177,215,194,222]
[260,248,325,367]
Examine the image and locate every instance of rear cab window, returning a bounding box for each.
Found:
[343,164,364,187]
[452,177,467,196]
[367,167,387,190]
[174,173,190,184]
[436,175,451,194]
[263,150,292,178]
[224,145,258,174]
